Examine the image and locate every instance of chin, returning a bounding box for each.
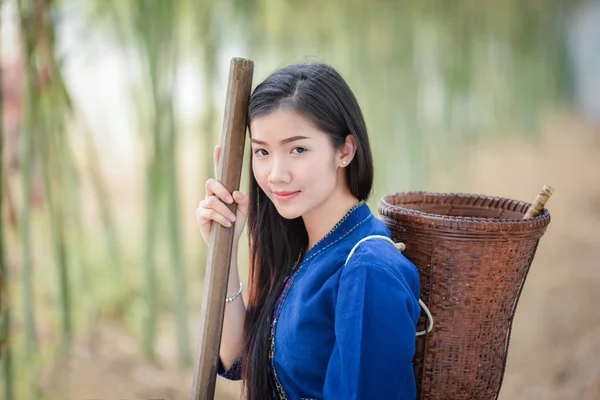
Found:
[273,205,304,220]
[268,198,304,220]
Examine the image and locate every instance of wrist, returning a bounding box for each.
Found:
[225,282,243,303]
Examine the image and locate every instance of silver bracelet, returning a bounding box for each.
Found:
[225,282,243,303]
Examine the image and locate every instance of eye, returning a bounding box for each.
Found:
[292,147,307,154]
[253,149,268,157]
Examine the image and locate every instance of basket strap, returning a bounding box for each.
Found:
[415,299,433,336]
[344,235,434,337]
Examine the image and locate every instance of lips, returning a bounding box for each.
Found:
[274,191,299,196]
[273,190,300,201]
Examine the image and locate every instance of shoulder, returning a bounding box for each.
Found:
[341,234,420,299]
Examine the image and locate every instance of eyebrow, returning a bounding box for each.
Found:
[251,135,310,146]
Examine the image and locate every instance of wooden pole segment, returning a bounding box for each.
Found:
[191,57,253,400]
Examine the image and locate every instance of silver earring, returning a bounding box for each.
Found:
[342,160,347,165]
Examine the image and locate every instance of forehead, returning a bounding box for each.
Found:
[249,109,326,144]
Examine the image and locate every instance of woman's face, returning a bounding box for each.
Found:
[250,108,343,220]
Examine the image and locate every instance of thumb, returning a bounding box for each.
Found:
[232,191,250,218]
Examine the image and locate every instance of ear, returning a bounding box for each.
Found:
[337,134,357,167]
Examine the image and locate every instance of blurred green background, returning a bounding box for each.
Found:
[1,0,599,399]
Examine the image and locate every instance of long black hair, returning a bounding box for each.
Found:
[242,62,374,399]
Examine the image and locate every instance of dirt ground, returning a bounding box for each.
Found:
[39,318,242,400]
[40,114,600,400]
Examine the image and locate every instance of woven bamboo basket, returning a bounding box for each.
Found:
[378,192,551,400]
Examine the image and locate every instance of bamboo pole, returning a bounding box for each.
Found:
[523,185,554,219]
[191,57,253,400]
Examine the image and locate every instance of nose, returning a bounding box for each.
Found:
[267,156,291,185]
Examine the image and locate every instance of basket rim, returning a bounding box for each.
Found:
[378,191,551,232]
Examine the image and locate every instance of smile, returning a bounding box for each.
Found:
[274,191,300,202]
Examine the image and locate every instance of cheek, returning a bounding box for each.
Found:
[252,163,264,187]
[252,163,268,189]
[302,157,336,181]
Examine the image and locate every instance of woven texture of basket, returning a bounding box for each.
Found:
[378,192,551,400]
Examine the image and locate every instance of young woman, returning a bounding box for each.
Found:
[196,63,421,399]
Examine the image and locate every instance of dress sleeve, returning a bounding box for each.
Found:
[322,254,421,399]
[217,353,243,380]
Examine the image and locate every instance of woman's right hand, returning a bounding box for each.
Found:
[196,145,250,245]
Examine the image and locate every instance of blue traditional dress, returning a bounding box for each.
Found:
[218,200,421,399]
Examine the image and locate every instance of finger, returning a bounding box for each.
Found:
[232,191,250,216]
[198,207,232,228]
[205,178,215,198]
[196,204,209,223]
[213,145,221,178]
[205,178,233,204]
[232,191,249,206]
[204,195,237,222]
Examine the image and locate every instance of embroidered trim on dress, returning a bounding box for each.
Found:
[269,201,372,399]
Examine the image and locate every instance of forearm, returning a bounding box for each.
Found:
[219,243,246,370]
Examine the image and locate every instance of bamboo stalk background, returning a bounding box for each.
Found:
[1,9,15,400]
[17,0,39,356]
[133,0,191,363]
[0,1,576,398]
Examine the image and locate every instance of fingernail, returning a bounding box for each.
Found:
[228,214,236,222]
[225,221,232,227]
[226,195,233,203]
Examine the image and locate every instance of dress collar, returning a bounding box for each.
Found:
[302,200,372,263]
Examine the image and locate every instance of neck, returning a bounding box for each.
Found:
[303,189,360,251]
